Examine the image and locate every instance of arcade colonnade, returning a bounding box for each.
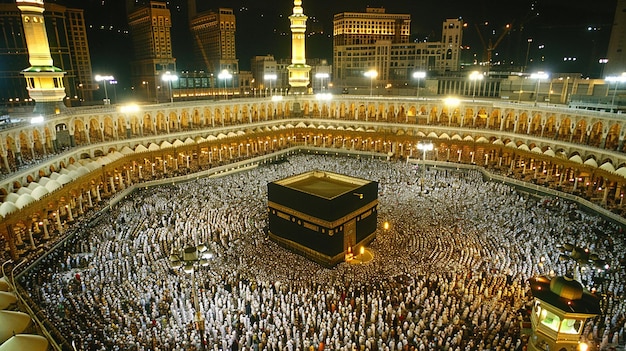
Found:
[2,96,626,260]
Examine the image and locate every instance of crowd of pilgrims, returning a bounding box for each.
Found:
[19,154,626,351]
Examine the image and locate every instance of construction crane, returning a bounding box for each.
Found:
[475,22,512,70]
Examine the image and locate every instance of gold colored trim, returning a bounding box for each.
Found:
[268,199,378,228]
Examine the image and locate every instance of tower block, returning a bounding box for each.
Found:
[17,0,67,115]
[527,275,601,351]
[287,0,311,93]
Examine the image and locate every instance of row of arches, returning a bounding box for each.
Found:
[3,123,626,261]
[3,120,626,196]
[3,99,626,176]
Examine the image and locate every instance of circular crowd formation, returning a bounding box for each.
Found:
[21,154,626,351]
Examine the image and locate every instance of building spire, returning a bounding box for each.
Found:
[17,0,67,115]
[287,0,310,92]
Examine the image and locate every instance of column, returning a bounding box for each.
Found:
[67,204,74,222]
[56,210,63,232]
[126,169,132,186]
[28,228,36,249]
[42,218,49,240]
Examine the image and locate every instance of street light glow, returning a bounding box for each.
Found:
[315,72,329,79]
[417,142,434,152]
[605,72,626,112]
[530,71,549,80]
[161,71,178,103]
[364,69,378,96]
[412,71,426,79]
[444,97,460,107]
[264,73,277,96]
[605,72,626,83]
[315,72,329,92]
[530,71,549,106]
[469,71,483,101]
[94,74,114,82]
[95,74,115,105]
[413,71,426,99]
[218,69,233,80]
[364,70,378,79]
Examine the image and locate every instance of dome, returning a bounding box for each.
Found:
[550,275,583,300]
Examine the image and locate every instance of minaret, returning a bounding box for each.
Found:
[287,0,311,93]
[17,0,67,115]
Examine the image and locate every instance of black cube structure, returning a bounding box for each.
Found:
[267,170,378,267]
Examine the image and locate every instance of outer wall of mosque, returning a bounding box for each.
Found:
[267,172,378,266]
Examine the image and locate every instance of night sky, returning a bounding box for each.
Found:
[5,0,619,82]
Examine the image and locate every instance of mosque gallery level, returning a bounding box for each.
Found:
[2,96,626,259]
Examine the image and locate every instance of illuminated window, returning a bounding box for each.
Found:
[540,309,560,331]
[559,318,582,334]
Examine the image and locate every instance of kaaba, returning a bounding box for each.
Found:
[267,170,378,267]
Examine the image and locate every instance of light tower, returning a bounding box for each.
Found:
[527,275,600,351]
[17,0,67,115]
[287,0,311,93]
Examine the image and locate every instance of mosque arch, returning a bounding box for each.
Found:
[87,118,101,143]
[102,116,115,140]
[32,129,45,157]
[572,120,588,144]
[168,111,178,131]
[589,121,604,147]
[180,109,191,129]
[502,111,515,132]
[517,112,529,134]
[543,115,557,138]
[529,113,543,136]
[143,113,154,135]
[557,117,573,141]
[155,112,166,133]
[606,123,621,150]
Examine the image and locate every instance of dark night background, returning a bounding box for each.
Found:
[3,0,618,82]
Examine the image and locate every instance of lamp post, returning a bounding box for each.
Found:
[264,73,277,97]
[605,72,626,112]
[94,74,115,105]
[598,58,609,78]
[523,38,532,73]
[469,71,483,102]
[364,70,378,97]
[110,80,118,104]
[315,72,329,92]
[412,71,426,99]
[416,141,433,192]
[218,69,232,99]
[530,71,549,106]
[170,243,212,350]
[162,71,178,103]
[142,81,151,102]
[556,243,608,283]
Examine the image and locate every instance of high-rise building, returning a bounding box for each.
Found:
[333,7,411,47]
[127,1,176,102]
[188,5,239,76]
[287,0,310,92]
[0,1,94,110]
[250,55,278,91]
[437,19,464,73]
[605,0,626,76]
[333,8,463,87]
